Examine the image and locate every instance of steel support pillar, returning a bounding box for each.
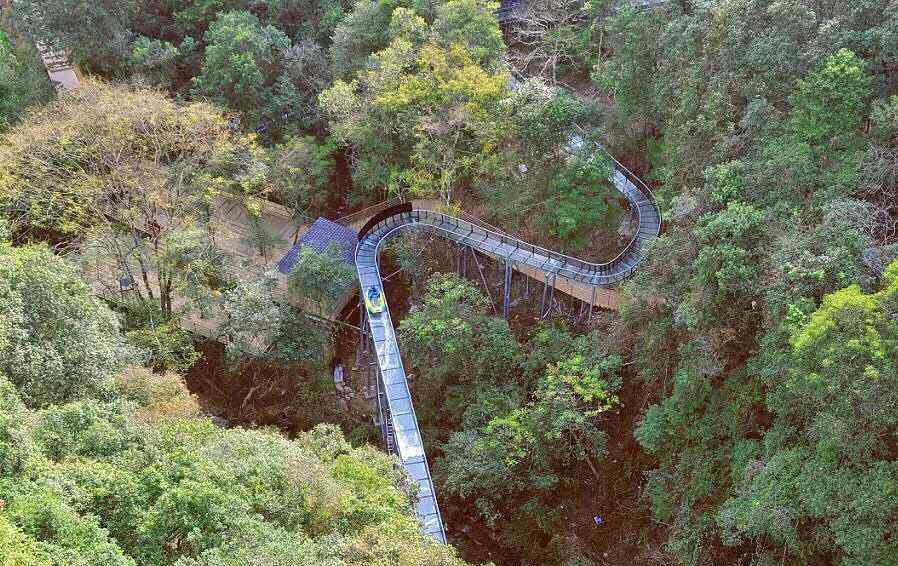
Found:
[470,246,498,315]
[577,299,588,323]
[540,272,556,319]
[589,285,597,319]
[502,261,513,319]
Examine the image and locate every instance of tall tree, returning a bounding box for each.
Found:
[0,81,261,321]
[191,10,292,131]
[0,241,132,408]
[11,0,137,74]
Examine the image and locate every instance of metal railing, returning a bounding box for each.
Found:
[357,206,656,285]
[570,124,662,273]
[358,202,413,239]
[335,197,405,228]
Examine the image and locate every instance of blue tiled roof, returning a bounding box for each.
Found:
[277,217,359,274]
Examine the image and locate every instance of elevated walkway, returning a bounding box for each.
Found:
[355,141,661,543]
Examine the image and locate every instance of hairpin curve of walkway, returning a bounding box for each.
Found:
[354,133,662,544]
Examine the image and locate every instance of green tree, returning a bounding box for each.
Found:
[542,152,622,252]
[431,0,505,67]
[321,0,511,203]
[287,245,355,316]
[269,135,336,219]
[128,36,180,88]
[399,273,519,386]
[0,81,258,321]
[328,0,393,79]
[0,515,52,566]
[0,32,54,132]
[442,353,620,519]
[0,242,132,407]
[265,0,354,44]
[124,317,200,375]
[11,0,137,74]
[218,272,329,365]
[787,48,871,147]
[191,10,291,130]
[592,4,661,128]
[322,34,509,202]
[718,264,898,564]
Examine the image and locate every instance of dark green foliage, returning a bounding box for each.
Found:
[401,273,622,563]
[0,31,54,132]
[542,152,622,252]
[328,0,393,79]
[601,1,898,563]
[11,0,138,74]
[191,11,292,129]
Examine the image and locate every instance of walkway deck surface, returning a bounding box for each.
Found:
[35,43,80,90]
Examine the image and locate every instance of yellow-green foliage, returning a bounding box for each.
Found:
[0,515,51,566]
[791,261,898,370]
[790,284,886,360]
[320,5,510,202]
[0,80,248,238]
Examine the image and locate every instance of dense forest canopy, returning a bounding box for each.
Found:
[0,238,469,565]
[1,0,898,565]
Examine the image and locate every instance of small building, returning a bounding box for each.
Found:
[277,217,359,319]
[277,217,358,272]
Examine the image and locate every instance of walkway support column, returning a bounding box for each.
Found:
[588,285,597,320]
[540,272,556,319]
[470,246,498,315]
[456,244,467,278]
[503,260,513,319]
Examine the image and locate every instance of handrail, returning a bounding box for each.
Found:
[353,153,661,547]
[358,202,413,239]
[569,125,662,271]
[353,18,663,544]
[335,197,405,227]
[358,209,654,285]
[346,71,664,276]
[573,123,660,217]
